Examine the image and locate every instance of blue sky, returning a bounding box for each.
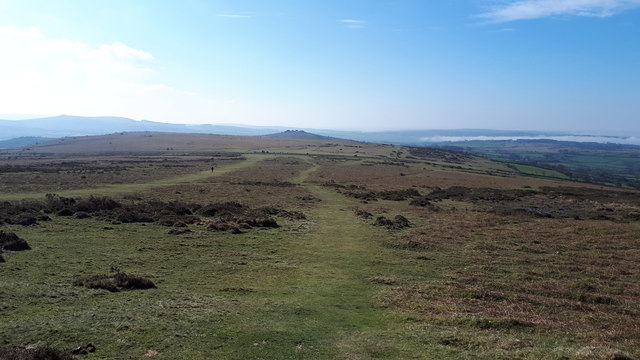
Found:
[0,0,638,133]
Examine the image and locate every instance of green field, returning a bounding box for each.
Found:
[435,139,640,189]
[509,164,571,180]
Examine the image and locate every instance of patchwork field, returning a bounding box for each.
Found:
[1,133,638,359]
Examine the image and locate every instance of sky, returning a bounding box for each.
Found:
[0,0,638,133]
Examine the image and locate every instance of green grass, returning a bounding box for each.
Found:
[0,183,432,358]
[510,163,570,179]
[438,140,640,189]
[1,151,638,359]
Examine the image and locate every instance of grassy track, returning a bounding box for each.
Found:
[205,163,428,358]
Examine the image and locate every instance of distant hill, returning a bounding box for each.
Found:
[0,136,57,149]
[262,130,342,141]
[0,115,286,141]
[2,115,639,147]
[0,132,372,155]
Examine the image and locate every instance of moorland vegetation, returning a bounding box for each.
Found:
[0,133,638,359]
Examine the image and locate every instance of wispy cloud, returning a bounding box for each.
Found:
[216,13,252,19]
[489,27,516,32]
[340,19,366,29]
[479,0,640,22]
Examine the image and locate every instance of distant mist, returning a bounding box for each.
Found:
[419,135,640,146]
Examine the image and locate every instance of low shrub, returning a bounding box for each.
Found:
[74,272,156,292]
[379,189,421,201]
[0,231,31,251]
[75,196,121,212]
[354,208,372,219]
[373,215,410,230]
[73,211,91,219]
[5,215,37,226]
[56,209,75,217]
[198,202,244,217]
[113,210,154,223]
[0,346,75,360]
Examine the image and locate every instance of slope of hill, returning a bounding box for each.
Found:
[433,139,640,189]
[0,115,284,140]
[262,130,342,141]
[0,132,365,156]
[0,136,57,149]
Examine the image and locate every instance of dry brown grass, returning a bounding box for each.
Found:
[0,155,239,193]
[2,133,381,156]
[133,157,316,208]
[382,211,640,349]
[305,161,581,193]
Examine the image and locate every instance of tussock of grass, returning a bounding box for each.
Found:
[373,215,410,230]
[0,346,74,360]
[73,272,156,292]
[0,231,30,251]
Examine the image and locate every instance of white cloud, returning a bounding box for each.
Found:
[0,24,315,126]
[341,19,366,29]
[0,24,226,123]
[92,41,154,61]
[0,24,42,39]
[479,0,640,22]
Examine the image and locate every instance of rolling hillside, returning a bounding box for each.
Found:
[1,133,638,359]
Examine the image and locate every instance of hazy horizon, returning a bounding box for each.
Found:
[1,1,638,133]
[2,113,640,146]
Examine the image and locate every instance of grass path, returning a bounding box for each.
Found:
[218,161,425,358]
[0,155,262,201]
[292,185,403,357]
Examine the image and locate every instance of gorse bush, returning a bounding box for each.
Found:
[0,346,74,360]
[74,272,156,292]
